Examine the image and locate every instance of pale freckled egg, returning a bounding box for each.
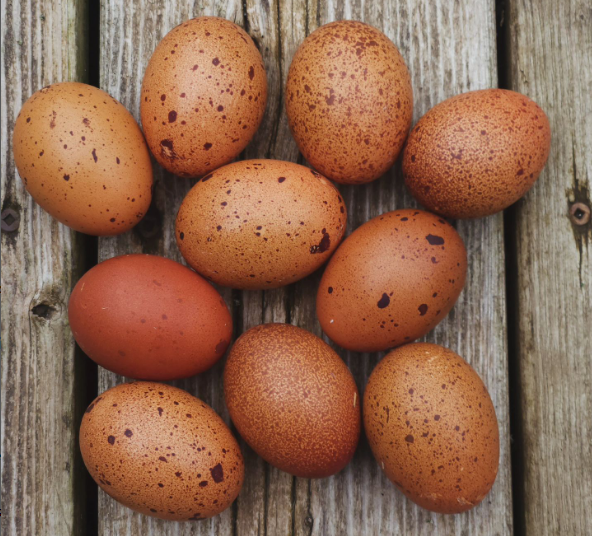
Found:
[175,159,347,289]
[80,382,244,521]
[224,324,360,478]
[363,343,500,514]
[316,209,467,352]
[12,82,152,235]
[286,20,413,184]
[403,89,551,218]
[140,17,267,178]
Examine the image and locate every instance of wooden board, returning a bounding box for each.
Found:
[97,1,513,534]
[506,0,592,534]
[0,1,89,535]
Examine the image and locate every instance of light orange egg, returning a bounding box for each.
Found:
[364,343,500,513]
[141,17,267,178]
[403,89,551,218]
[12,82,152,235]
[80,382,244,520]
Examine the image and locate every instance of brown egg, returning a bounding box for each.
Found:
[12,82,152,235]
[80,382,244,520]
[285,20,413,184]
[403,89,551,218]
[140,17,267,178]
[176,159,347,289]
[68,254,232,380]
[317,209,467,352]
[224,324,360,478]
[364,343,500,513]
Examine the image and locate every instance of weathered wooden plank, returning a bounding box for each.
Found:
[97,1,242,535]
[1,1,89,535]
[506,1,592,534]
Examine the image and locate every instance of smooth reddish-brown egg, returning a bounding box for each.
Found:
[403,89,551,218]
[141,17,267,178]
[224,324,360,478]
[286,20,413,184]
[317,209,467,352]
[80,382,244,520]
[12,82,152,235]
[176,159,347,289]
[68,254,232,380]
[364,343,500,513]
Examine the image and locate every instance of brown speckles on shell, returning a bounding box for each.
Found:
[79,382,244,521]
[175,159,347,290]
[316,209,467,352]
[224,324,360,478]
[363,343,500,513]
[12,82,152,235]
[285,20,413,184]
[403,89,552,218]
[140,17,267,178]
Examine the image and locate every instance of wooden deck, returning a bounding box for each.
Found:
[1,1,590,535]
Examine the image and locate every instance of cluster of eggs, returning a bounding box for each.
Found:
[13,17,550,521]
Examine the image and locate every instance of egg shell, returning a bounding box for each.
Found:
[80,382,244,520]
[285,20,413,184]
[224,323,361,478]
[403,89,551,218]
[363,343,499,513]
[140,17,267,178]
[12,82,153,235]
[316,209,467,352]
[68,254,232,380]
[175,159,347,289]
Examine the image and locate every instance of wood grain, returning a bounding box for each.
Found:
[506,0,592,534]
[0,1,89,535]
[97,0,513,534]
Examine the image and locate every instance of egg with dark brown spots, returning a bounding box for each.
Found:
[68,254,232,380]
[140,17,267,178]
[12,82,152,235]
[285,20,413,184]
[224,323,360,478]
[363,343,499,513]
[403,89,551,218]
[80,381,244,520]
[175,159,347,289]
[316,209,466,352]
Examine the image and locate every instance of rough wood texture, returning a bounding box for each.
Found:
[506,1,592,534]
[98,0,512,534]
[0,1,88,535]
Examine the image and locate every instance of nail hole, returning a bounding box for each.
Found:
[570,202,590,225]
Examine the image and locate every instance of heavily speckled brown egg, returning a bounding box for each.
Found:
[317,209,467,352]
[80,381,244,520]
[224,324,360,478]
[285,20,413,184]
[140,17,267,178]
[364,343,499,513]
[68,254,232,380]
[403,89,551,218]
[12,82,152,235]
[176,159,347,289]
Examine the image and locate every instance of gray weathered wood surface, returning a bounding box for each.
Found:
[0,1,88,535]
[97,1,512,535]
[506,0,592,534]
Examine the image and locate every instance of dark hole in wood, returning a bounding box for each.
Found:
[31,303,58,320]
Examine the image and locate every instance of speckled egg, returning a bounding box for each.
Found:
[176,159,347,289]
[316,209,467,352]
[285,20,413,184]
[12,82,152,235]
[224,324,360,478]
[364,343,499,513]
[80,381,244,520]
[68,254,232,380]
[403,89,551,218]
[140,17,267,178]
